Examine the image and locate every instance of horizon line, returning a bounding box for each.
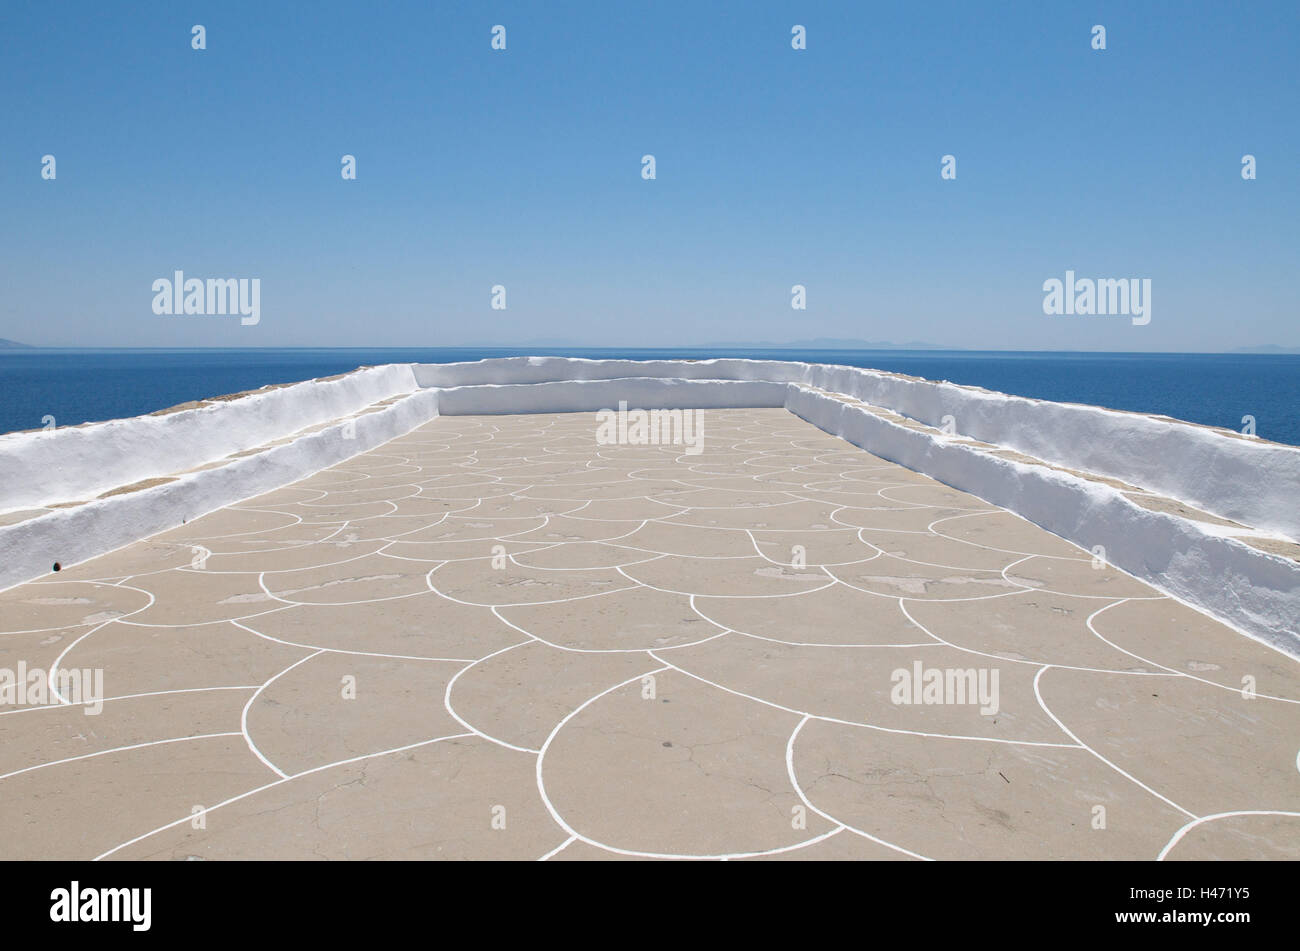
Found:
[3,345,1299,356]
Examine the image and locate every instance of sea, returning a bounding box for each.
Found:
[1,348,1297,447]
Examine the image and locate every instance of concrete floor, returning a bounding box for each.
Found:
[1,408,1297,860]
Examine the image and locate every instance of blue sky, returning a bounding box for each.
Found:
[1,0,1296,350]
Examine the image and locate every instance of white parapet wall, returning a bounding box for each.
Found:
[0,364,422,512]
[0,355,1294,655]
[784,384,1299,656]
[416,357,1300,542]
[0,388,440,592]
[416,358,1299,654]
[434,377,789,415]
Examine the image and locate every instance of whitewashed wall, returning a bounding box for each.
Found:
[0,364,420,511]
[417,358,1300,542]
[1,356,1294,655]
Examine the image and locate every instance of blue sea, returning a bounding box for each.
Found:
[1,348,1297,447]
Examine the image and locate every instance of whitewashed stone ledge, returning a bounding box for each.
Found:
[0,389,439,593]
[416,357,1300,542]
[783,384,1299,659]
[0,364,420,511]
[433,377,788,415]
[0,357,1294,657]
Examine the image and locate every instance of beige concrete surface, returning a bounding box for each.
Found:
[0,408,1296,860]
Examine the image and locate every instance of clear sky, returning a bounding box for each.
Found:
[1,0,1296,351]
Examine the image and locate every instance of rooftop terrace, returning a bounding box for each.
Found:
[2,407,1296,860]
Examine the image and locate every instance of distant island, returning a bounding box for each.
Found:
[0,338,33,349]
